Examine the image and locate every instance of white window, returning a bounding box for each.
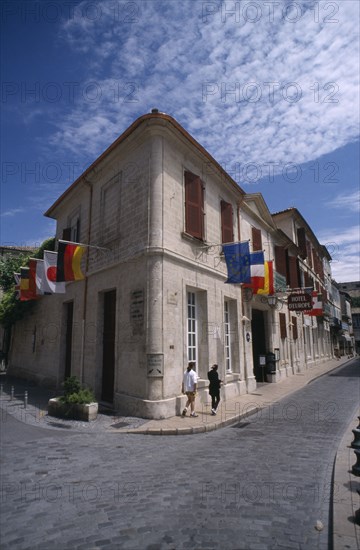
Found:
[187,292,197,365]
[224,300,232,372]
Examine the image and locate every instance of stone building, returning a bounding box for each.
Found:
[7,112,335,418]
[337,282,360,354]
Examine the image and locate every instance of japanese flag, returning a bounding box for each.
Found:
[43,251,66,294]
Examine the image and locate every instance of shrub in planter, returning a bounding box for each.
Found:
[60,376,95,405]
[48,376,98,421]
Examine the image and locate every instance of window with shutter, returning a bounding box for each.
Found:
[304,272,313,289]
[306,242,313,267]
[275,246,287,278]
[292,316,298,340]
[221,200,233,243]
[185,171,204,240]
[279,313,287,339]
[252,227,262,251]
[62,227,72,241]
[297,227,307,259]
[288,256,299,289]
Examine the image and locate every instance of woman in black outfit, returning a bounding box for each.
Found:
[208,364,222,415]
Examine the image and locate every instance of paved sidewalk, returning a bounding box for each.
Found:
[0,356,356,435]
[111,355,357,435]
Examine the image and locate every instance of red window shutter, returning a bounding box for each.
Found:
[62,227,71,240]
[185,171,204,240]
[275,246,287,278]
[279,313,287,339]
[292,316,298,340]
[288,256,299,289]
[221,200,233,243]
[252,227,262,251]
[306,241,313,268]
[297,227,307,259]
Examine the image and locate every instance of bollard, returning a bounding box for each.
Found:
[352,449,360,477]
[356,416,360,430]
[355,490,360,526]
[351,427,360,449]
[10,386,14,401]
[351,416,360,449]
[24,391,28,409]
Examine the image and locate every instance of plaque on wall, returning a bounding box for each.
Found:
[130,290,144,334]
[147,354,164,377]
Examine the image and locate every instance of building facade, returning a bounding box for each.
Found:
[7,112,335,418]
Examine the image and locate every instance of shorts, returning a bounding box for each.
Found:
[185,391,196,397]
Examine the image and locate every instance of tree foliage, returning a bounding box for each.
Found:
[0,237,56,328]
[0,252,31,293]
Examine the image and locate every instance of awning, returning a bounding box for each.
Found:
[339,335,352,342]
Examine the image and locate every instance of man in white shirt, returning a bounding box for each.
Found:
[181,362,198,417]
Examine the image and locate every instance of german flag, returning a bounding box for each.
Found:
[56,241,86,282]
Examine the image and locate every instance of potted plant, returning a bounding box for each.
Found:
[48,376,98,421]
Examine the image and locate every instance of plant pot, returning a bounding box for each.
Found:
[48,397,98,421]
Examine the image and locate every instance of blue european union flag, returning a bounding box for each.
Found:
[223,241,251,283]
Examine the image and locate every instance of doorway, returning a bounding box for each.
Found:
[251,309,267,382]
[101,290,116,402]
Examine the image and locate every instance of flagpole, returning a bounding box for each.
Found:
[58,239,110,251]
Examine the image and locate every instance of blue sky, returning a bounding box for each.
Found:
[1,0,359,282]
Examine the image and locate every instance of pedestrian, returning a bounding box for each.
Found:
[208,364,222,415]
[181,362,198,417]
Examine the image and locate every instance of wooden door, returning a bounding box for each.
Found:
[101,290,116,402]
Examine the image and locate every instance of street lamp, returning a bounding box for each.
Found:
[267,295,278,308]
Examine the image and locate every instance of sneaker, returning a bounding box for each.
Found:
[190,412,199,417]
[181,408,187,417]
[211,408,216,415]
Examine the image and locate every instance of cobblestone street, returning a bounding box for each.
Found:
[1,359,359,550]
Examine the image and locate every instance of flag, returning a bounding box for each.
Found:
[56,241,86,282]
[244,260,274,295]
[43,251,66,294]
[14,272,20,300]
[32,258,52,295]
[223,241,251,283]
[28,259,39,299]
[304,291,323,316]
[257,261,274,295]
[20,267,37,301]
[249,251,265,290]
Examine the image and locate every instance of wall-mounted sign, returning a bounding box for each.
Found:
[288,293,312,311]
[130,290,144,321]
[130,290,144,334]
[147,354,164,377]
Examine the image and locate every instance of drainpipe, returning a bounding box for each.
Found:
[237,195,249,384]
[80,177,93,384]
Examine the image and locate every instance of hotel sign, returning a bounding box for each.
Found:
[288,293,312,311]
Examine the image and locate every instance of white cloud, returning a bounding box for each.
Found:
[317,225,360,282]
[48,0,359,174]
[325,190,360,213]
[1,208,25,217]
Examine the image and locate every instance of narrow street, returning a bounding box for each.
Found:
[1,359,359,550]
